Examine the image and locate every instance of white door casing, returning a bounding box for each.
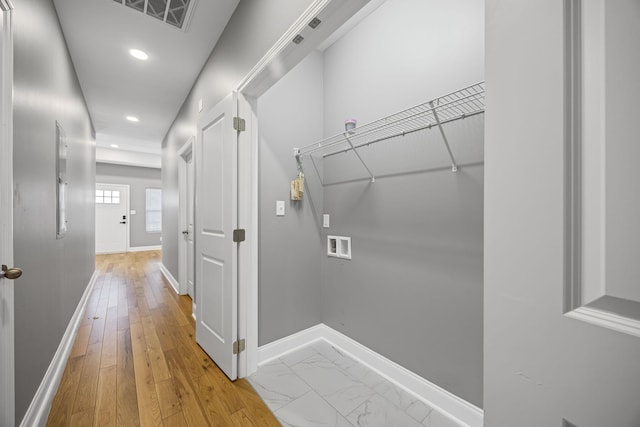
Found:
[0,2,14,425]
[178,138,195,298]
[195,93,238,380]
[187,153,195,298]
[235,92,255,378]
[95,183,129,254]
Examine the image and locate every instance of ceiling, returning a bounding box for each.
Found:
[53,0,240,167]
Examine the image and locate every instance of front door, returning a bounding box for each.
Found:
[95,183,129,254]
[195,93,238,380]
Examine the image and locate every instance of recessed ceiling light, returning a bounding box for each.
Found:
[110,144,119,148]
[126,116,139,122]
[129,49,148,61]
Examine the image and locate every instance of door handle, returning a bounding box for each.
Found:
[120,221,127,224]
[1,264,23,280]
[182,230,189,235]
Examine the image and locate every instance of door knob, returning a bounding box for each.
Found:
[1,265,23,280]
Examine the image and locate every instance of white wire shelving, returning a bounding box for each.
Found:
[294,81,485,182]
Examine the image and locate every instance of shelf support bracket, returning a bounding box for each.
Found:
[430,101,458,172]
[345,134,375,182]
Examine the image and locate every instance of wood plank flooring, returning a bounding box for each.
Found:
[47,251,279,427]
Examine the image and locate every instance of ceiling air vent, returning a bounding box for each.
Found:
[113,0,196,30]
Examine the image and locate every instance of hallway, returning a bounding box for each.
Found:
[46,251,278,426]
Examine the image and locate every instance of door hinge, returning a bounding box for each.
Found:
[233,339,246,355]
[232,229,245,243]
[233,117,246,132]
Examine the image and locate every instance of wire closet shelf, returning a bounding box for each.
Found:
[294,81,485,180]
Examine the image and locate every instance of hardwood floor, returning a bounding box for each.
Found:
[47,251,279,427]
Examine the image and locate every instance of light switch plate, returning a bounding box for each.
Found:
[198,98,203,112]
[323,214,330,228]
[276,200,285,216]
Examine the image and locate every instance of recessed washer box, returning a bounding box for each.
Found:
[327,235,351,260]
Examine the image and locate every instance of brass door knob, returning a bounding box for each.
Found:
[1,264,23,280]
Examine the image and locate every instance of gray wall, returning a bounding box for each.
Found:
[320,0,484,407]
[13,0,96,421]
[96,163,162,248]
[485,0,640,425]
[257,51,324,345]
[161,0,315,278]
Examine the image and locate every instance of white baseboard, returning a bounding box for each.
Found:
[258,324,326,365]
[128,245,162,252]
[257,323,483,427]
[19,270,99,427]
[159,263,180,295]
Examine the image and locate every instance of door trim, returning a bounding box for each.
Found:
[0,2,15,425]
[177,137,194,296]
[235,94,256,377]
[95,183,130,254]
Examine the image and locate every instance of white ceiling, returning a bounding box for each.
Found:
[53,0,240,164]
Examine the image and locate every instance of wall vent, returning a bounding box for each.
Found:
[113,0,196,30]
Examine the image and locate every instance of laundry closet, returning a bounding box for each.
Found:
[255,0,484,409]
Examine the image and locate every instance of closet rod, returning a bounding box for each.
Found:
[322,109,483,158]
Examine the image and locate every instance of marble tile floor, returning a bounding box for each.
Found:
[249,340,462,427]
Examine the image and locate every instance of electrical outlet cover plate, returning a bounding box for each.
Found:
[323,214,330,228]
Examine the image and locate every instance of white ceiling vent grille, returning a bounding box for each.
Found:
[113,0,196,30]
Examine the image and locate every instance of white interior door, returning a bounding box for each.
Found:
[0,3,14,425]
[95,183,129,254]
[186,152,195,298]
[195,93,238,380]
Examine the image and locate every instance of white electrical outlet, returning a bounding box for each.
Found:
[276,200,285,216]
[130,209,136,215]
